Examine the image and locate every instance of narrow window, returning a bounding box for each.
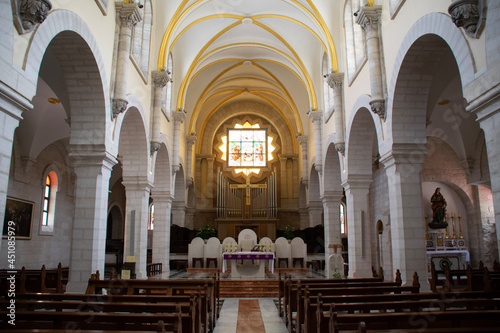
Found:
[42,175,51,226]
[340,203,346,234]
[148,203,155,230]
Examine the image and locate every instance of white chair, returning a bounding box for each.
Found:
[238,229,257,252]
[188,237,205,268]
[259,236,275,253]
[204,237,221,268]
[275,237,291,268]
[291,237,307,268]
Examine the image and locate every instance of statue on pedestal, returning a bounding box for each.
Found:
[429,187,448,229]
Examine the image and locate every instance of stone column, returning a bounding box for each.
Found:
[0,84,31,249]
[171,201,186,228]
[327,72,346,155]
[297,135,308,184]
[343,175,373,278]
[356,6,385,118]
[151,70,170,153]
[67,150,117,292]
[466,88,500,260]
[122,178,152,279]
[279,155,288,200]
[308,201,323,228]
[380,146,428,289]
[322,191,344,278]
[308,111,324,173]
[172,111,186,173]
[113,2,142,117]
[185,134,197,187]
[151,190,173,274]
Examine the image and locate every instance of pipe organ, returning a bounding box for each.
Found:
[217,168,277,219]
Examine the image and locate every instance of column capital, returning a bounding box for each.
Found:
[308,110,323,123]
[297,135,308,146]
[150,190,174,202]
[121,176,153,192]
[326,72,344,90]
[112,98,128,118]
[356,6,382,33]
[335,143,345,156]
[69,145,117,172]
[0,81,32,121]
[448,0,484,38]
[379,143,427,169]
[116,2,143,28]
[369,99,386,119]
[152,70,171,88]
[321,190,344,204]
[341,174,373,190]
[173,110,187,124]
[186,134,197,145]
[14,0,52,35]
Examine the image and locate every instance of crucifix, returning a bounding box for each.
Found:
[229,174,267,217]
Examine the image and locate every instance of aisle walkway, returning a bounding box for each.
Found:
[213,298,288,333]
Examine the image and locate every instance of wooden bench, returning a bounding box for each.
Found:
[0,309,182,332]
[85,274,218,332]
[315,295,500,333]
[329,308,500,333]
[0,298,199,333]
[146,263,163,277]
[0,263,68,295]
[285,270,419,333]
[279,272,385,326]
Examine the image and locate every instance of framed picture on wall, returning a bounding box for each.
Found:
[2,197,34,240]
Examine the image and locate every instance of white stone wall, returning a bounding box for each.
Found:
[0,143,74,269]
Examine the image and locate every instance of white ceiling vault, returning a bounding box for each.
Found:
[157,0,342,142]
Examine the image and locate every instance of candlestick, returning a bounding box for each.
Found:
[451,213,457,239]
[424,213,430,240]
[458,214,464,239]
[445,214,450,239]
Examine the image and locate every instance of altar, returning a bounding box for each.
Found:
[427,250,470,270]
[222,251,274,278]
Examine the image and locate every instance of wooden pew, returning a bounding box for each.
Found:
[281,273,386,328]
[315,294,500,333]
[286,270,418,333]
[329,308,500,333]
[147,263,163,277]
[0,298,198,333]
[85,274,217,332]
[0,263,68,295]
[0,308,183,332]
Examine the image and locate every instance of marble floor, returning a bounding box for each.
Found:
[213,298,288,333]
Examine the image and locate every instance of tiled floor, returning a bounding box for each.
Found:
[213,298,288,333]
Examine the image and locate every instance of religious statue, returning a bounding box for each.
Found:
[429,187,448,229]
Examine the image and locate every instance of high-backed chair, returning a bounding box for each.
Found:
[259,236,275,253]
[204,237,221,268]
[291,237,307,268]
[275,237,291,268]
[188,237,205,268]
[238,229,257,252]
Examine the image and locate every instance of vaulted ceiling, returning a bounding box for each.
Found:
[157,0,341,140]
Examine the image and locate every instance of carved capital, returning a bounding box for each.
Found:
[326,72,344,90]
[112,98,128,118]
[297,135,308,147]
[150,141,161,155]
[172,110,187,125]
[308,110,323,123]
[356,6,382,33]
[369,99,385,119]
[448,0,483,38]
[152,70,171,88]
[335,142,345,156]
[186,134,197,146]
[13,0,52,34]
[117,2,142,28]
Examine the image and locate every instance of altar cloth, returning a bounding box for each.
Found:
[222,251,274,273]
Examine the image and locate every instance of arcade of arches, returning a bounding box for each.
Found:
[0,0,500,293]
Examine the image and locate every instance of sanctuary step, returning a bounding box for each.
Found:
[219,279,279,298]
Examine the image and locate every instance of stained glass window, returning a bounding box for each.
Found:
[227,128,267,168]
